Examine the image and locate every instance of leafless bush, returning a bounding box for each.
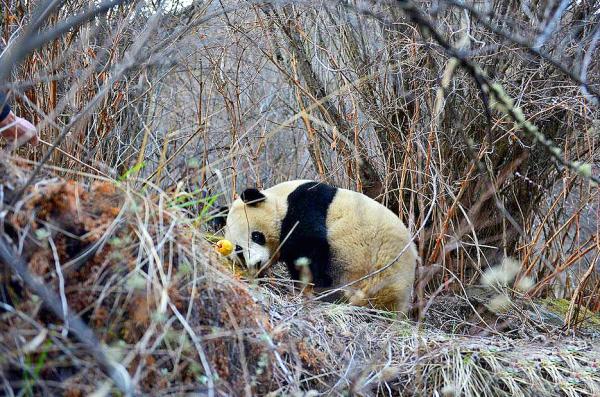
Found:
[208,0,599,316]
[0,0,599,394]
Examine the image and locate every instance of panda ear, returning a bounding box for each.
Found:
[241,188,266,206]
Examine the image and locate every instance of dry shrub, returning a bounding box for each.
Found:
[3,1,597,311]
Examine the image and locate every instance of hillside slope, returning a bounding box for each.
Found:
[0,160,598,396]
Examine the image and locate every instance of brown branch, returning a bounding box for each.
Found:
[265,4,384,198]
[345,0,600,185]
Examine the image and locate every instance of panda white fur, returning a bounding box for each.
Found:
[224,180,417,313]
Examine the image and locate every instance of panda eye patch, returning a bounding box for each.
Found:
[251,231,266,245]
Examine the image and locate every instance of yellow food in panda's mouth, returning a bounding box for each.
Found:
[215,239,248,278]
[215,239,234,256]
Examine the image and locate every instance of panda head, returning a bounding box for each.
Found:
[223,187,283,272]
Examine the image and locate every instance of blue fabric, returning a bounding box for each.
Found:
[0,91,10,122]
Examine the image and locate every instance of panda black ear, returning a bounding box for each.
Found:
[241,188,266,206]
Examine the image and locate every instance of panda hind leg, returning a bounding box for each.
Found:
[347,273,412,315]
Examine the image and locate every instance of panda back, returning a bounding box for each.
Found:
[279,181,338,287]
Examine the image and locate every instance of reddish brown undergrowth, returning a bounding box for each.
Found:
[0,161,321,396]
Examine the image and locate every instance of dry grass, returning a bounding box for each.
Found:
[0,161,599,396]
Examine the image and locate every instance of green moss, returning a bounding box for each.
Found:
[541,298,571,315]
[540,298,600,329]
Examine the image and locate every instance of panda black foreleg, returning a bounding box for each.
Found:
[280,235,341,300]
[283,254,345,303]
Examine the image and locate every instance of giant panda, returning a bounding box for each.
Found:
[223,180,417,313]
